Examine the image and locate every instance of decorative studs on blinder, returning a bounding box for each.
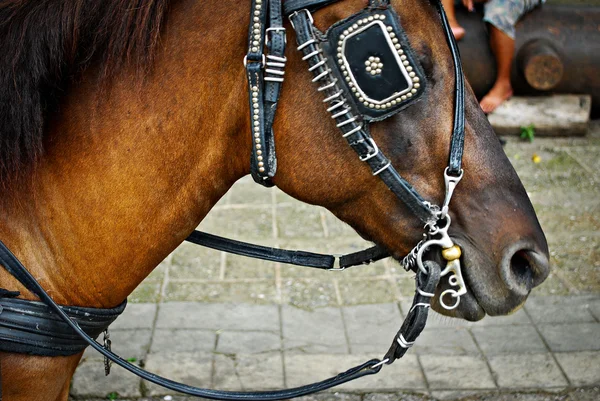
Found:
[365,57,383,76]
[336,13,422,111]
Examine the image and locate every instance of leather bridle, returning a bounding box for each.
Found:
[0,0,467,399]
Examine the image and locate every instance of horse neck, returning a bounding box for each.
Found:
[0,0,252,308]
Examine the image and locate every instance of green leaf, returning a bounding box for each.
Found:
[519,124,536,142]
[107,392,119,400]
[126,357,137,362]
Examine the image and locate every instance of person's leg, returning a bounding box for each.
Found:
[480,25,514,113]
[442,0,465,40]
[480,0,543,113]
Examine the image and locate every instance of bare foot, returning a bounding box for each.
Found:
[480,81,513,114]
[449,20,465,41]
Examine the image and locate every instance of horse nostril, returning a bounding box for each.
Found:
[510,250,533,286]
[501,246,550,297]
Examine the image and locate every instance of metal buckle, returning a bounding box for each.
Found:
[328,255,345,271]
[243,54,266,68]
[440,167,463,218]
[289,9,314,30]
[359,138,380,162]
[266,27,287,46]
[371,358,390,369]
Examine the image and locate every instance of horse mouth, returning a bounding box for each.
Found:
[429,240,487,321]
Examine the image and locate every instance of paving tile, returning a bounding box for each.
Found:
[228,183,274,205]
[281,278,338,309]
[156,302,279,331]
[150,329,215,353]
[488,353,568,388]
[217,330,281,354]
[470,325,546,355]
[111,303,157,330]
[213,353,284,390]
[554,351,600,386]
[83,329,151,361]
[277,205,325,239]
[590,296,600,321]
[361,393,429,401]
[199,208,274,239]
[282,305,348,354]
[338,279,398,305]
[163,281,277,303]
[415,327,479,355]
[225,253,276,279]
[169,242,222,280]
[430,390,491,400]
[547,239,600,293]
[342,303,402,354]
[524,295,598,323]
[420,355,496,390]
[284,354,426,390]
[129,280,162,303]
[538,322,600,352]
[295,393,361,401]
[144,352,212,396]
[71,359,142,398]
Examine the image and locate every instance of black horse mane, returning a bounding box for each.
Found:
[0,0,171,184]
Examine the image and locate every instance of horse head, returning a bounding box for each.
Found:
[270,0,549,320]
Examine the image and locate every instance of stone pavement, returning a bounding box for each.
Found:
[69,124,600,400]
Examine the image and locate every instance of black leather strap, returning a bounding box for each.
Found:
[0,240,387,400]
[0,297,125,357]
[384,260,440,362]
[186,230,389,270]
[247,0,277,186]
[435,0,465,176]
[289,9,437,224]
[283,0,340,15]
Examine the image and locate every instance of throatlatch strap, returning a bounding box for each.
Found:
[186,230,389,270]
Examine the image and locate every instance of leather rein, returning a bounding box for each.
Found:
[0,0,466,399]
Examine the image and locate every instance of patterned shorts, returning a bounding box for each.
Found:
[483,0,545,39]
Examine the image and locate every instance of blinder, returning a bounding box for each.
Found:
[322,6,426,121]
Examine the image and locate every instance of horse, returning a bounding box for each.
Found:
[0,0,550,400]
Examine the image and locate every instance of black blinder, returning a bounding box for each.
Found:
[323,6,426,121]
